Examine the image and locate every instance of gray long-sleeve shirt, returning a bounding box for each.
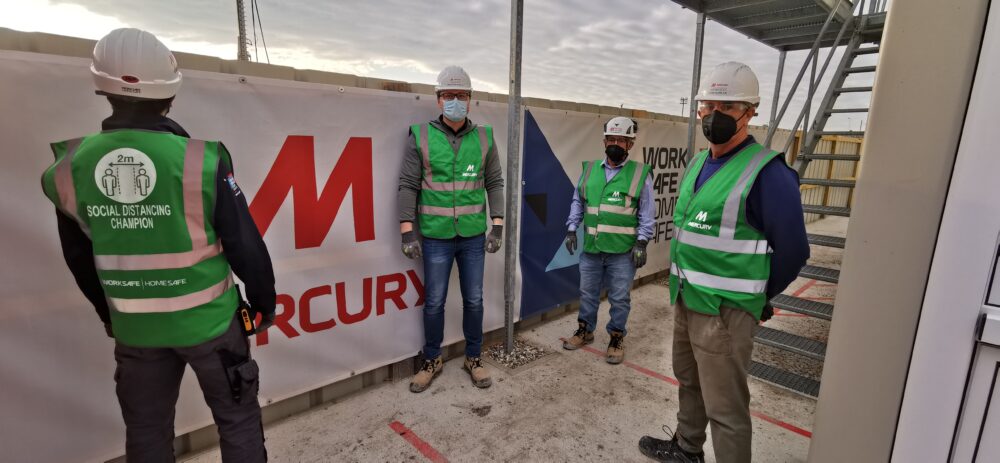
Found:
[397,116,505,223]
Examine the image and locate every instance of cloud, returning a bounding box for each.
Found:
[5,0,872,130]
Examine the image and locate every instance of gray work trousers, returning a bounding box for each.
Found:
[673,297,757,463]
[113,314,266,463]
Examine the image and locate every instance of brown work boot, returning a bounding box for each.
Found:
[463,356,492,388]
[409,356,443,393]
[606,331,625,364]
[563,322,595,350]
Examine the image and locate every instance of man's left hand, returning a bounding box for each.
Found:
[486,224,503,253]
[760,304,774,323]
[632,240,648,268]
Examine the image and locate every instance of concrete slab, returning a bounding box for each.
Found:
[181,283,815,462]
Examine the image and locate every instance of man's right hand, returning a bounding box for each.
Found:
[253,312,275,334]
[401,231,422,259]
[565,230,577,255]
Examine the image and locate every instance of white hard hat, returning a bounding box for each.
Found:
[91,28,181,100]
[604,116,638,139]
[695,61,760,105]
[435,65,472,93]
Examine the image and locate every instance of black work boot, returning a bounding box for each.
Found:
[638,426,705,463]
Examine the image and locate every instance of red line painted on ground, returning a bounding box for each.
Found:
[792,279,819,297]
[750,411,813,438]
[389,421,449,463]
[560,338,812,439]
[773,309,809,318]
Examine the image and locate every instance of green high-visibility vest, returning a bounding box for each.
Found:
[412,123,491,239]
[41,130,238,347]
[669,143,780,320]
[580,159,651,254]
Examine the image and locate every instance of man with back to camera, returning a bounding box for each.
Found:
[41,28,277,462]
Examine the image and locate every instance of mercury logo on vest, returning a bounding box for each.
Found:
[608,191,623,203]
[461,164,477,178]
[688,210,712,230]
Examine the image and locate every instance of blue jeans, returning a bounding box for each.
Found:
[421,234,486,359]
[579,251,637,335]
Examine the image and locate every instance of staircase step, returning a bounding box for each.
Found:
[800,178,856,188]
[826,107,869,114]
[749,361,821,398]
[800,153,861,161]
[806,233,847,249]
[815,130,865,137]
[845,65,877,74]
[754,326,827,360]
[771,294,834,320]
[802,205,852,217]
[853,45,880,55]
[834,86,873,93]
[799,264,841,283]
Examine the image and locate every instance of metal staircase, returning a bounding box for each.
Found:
[752,2,883,398]
[671,0,887,398]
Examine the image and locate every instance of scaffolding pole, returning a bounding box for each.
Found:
[685,13,705,163]
[502,0,524,353]
[236,0,250,61]
[770,50,786,131]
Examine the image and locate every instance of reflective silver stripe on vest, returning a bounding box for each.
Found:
[596,224,635,235]
[586,206,599,215]
[671,264,767,293]
[419,204,485,216]
[629,162,646,198]
[676,230,770,254]
[599,204,636,215]
[109,274,234,313]
[579,161,597,202]
[95,242,223,271]
[53,138,86,232]
[719,147,773,239]
[183,140,208,249]
[586,226,598,236]
[476,126,488,166]
[419,124,432,176]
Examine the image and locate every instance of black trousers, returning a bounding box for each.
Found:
[113,314,266,463]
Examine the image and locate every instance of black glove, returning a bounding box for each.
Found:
[565,230,577,255]
[254,311,276,334]
[632,239,648,268]
[760,304,774,322]
[401,231,422,259]
[485,224,503,253]
[104,322,114,338]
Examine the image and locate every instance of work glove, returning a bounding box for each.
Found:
[401,231,422,259]
[565,230,577,255]
[485,224,503,253]
[104,322,114,338]
[632,239,648,268]
[760,303,774,323]
[254,311,276,334]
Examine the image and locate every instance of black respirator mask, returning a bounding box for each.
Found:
[605,145,629,164]
[701,108,750,144]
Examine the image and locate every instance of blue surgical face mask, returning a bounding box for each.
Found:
[443,98,468,122]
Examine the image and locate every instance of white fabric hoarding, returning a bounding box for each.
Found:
[0,50,793,462]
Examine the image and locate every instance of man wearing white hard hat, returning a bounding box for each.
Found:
[639,62,809,463]
[562,117,654,365]
[397,65,505,393]
[41,29,275,462]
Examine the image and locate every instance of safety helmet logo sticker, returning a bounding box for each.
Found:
[94,148,156,204]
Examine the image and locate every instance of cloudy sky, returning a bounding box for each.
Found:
[4,0,876,130]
